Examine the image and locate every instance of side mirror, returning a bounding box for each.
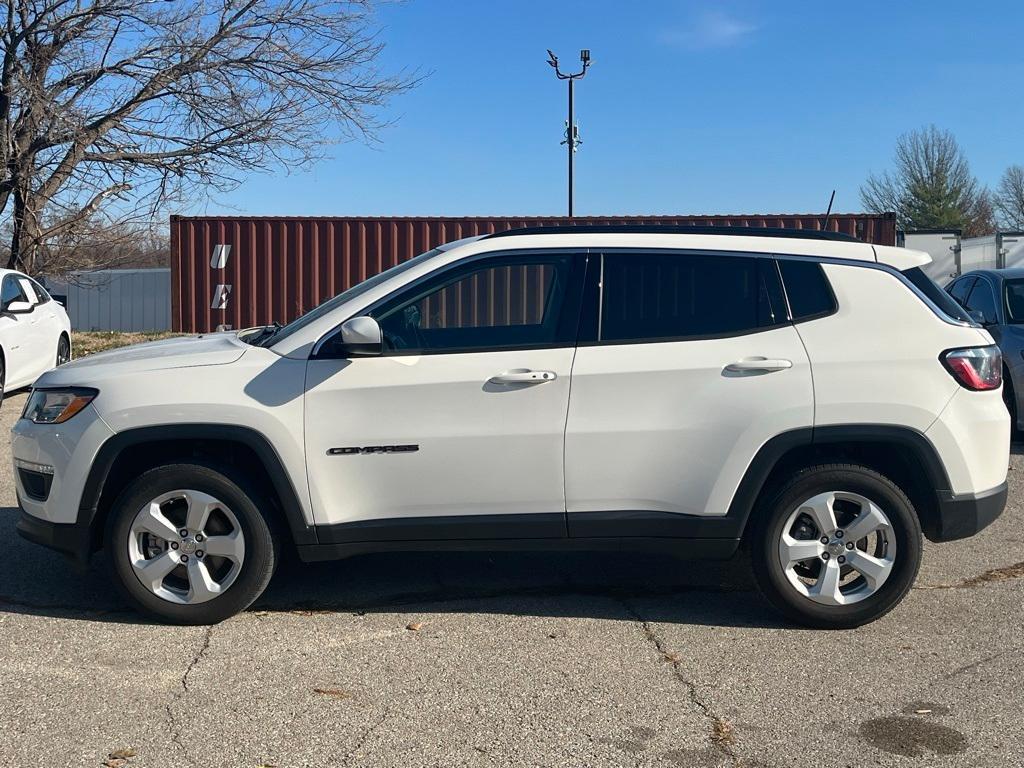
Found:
[3,299,34,315]
[331,316,382,357]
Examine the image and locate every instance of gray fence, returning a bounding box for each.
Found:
[43,268,171,332]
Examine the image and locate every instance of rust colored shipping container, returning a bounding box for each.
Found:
[170,213,897,333]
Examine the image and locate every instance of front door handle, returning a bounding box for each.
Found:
[488,369,558,385]
[724,358,793,373]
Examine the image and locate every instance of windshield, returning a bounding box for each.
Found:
[1005,279,1024,323]
[252,246,449,347]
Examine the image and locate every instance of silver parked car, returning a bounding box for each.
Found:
[947,269,1024,430]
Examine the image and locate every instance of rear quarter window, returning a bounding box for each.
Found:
[778,260,837,321]
[902,267,973,324]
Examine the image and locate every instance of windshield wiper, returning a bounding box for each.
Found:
[248,322,283,347]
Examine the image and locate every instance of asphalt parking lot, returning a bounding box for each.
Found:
[1,390,1022,768]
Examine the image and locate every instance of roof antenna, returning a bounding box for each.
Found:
[821,189,836,232]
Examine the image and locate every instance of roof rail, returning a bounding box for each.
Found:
[485,224,861,243]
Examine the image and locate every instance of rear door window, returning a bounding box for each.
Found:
[598,252,780,343]
[1005,280,1024,323]
[27,278,51,305]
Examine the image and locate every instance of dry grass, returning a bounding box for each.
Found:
[917,560,1024,590]
[71,331,180,358]
[959,561,1024,588]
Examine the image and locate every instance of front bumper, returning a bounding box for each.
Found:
[12,403,115,525]
[931,482,1008,542]
[15,496,92,564]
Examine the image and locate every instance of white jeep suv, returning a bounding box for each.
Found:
[13,226,1009,627]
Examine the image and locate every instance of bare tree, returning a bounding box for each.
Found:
[1,0,415,273]
[39,220,169,277]
[995,165,1024,230]
[860,125,995,237]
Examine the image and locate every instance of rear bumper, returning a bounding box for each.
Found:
[15,498,92,565]
[930,482,1007,542]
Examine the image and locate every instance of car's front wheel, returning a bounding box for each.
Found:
[56,334,71,366]
[105,462,279,624]
[750,464,922,629]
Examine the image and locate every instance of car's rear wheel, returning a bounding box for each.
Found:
[0,355,5,407]
[105,462,279,624]
[56,334,70,366]
[750,464,922,629]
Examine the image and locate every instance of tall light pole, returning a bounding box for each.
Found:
[547,48,591,217]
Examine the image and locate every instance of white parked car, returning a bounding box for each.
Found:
[13,227,1009,627]
[0,269,71,402]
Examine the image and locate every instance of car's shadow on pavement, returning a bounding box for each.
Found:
[0,506,785,629]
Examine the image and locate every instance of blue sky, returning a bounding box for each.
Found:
[206,0,1024,218]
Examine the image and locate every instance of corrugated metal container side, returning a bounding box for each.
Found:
[53,268,171,332]
[171,213,897,333]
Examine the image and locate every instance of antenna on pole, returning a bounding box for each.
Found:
[546,48,591,217]
[821,189,836,232]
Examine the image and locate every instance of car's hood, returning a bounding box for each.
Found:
[37,333,248,387]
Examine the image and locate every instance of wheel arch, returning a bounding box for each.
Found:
[729,426,951,542]
[80,424,316,553]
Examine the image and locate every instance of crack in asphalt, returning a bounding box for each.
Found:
[938,647,1022,682]
[165,625,214,765]
[342,706,391,766]
[618,597,744,768]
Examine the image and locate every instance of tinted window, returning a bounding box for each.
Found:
[902,267,973,323]
[759,259,788,327]
[965,279,998,324]
[599,253,773,342]
[27,278,50,304]
[949,277,975,304]
[267,246,449,348]
[0,276,28,306]
[1005,280,1024,323]
[778,260,837,320]
[371,254,576,353]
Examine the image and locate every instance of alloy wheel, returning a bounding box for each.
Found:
[777,490,896,606]
[127,489,246,604]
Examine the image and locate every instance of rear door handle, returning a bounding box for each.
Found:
[724,358,793,373]
[489,369,558,385]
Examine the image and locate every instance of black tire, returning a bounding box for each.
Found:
[105,462,279,625]
[56,334,71,366]
[0,354,5,408]
[750,464,923,629]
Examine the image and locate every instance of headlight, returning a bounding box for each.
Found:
[22,388,98,424]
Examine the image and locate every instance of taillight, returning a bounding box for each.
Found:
[941,346,1002,391]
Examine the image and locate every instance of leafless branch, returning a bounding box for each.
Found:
[0,0,417,273]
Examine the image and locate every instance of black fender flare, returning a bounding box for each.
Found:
[79,423,316,546]
[726,425,951,537]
